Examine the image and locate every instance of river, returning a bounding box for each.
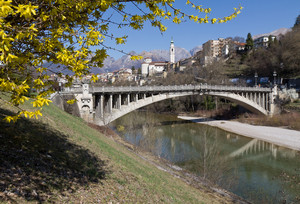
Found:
[111,111,300,203]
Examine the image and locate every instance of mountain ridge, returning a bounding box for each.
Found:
[253,28,291,39]
[46,27,291,74]
[101,46,196,72]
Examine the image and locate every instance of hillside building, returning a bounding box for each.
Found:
[202,40,220,58]
[141,58,168,76]
[234,42,246,51]
[254,35,276,48]
[113,68,133,81]
[174,57,196,72]
[200,38,232,66]
[141,39,175,76]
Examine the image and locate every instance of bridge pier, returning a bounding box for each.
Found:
[118,94,122,109]
[95,95,104,118]
[262,93,265,109]
[73,83,94,121]
[100,95,104,117]
[126,94,130,105]
[108,95,113,113]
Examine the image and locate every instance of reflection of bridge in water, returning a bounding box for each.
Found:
[229,139,279,158]
[57,84,279,125]
[148,126,297,162]
[115,116,295,162]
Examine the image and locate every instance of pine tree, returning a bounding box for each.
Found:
[246,33,254,50]
[294,15,300,28]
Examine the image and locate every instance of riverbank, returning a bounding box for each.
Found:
[88,123,249,204]
[0,96,247,203]
[178,116,300,151]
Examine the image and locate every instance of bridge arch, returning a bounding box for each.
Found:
[95,91,270,125]
[101,92,191,124]
[59,84,277,125]
[207,92,268,115]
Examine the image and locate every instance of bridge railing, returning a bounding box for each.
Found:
[60,86,82,94]
[90,84,272,93]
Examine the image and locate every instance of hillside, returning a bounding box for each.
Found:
[101,46,194,72]
[0,98,244,203]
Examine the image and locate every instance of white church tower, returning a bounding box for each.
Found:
[170,38,175,63]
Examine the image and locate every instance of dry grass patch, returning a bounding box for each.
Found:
[238,112,300,131]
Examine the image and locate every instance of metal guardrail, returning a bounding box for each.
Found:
[61,84,272,94]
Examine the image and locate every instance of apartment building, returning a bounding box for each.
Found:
[202,40,220,58]
[200,38,231,66]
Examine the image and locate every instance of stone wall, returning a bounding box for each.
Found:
[279,88,299,102]
[52,93,81,117]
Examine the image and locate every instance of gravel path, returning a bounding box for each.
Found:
[178,116,300,151]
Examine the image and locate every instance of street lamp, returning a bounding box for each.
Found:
[254,71,258,87]
[280,63,284,69]
[273,70,277,85]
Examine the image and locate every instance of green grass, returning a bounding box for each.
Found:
[0,98,237,203]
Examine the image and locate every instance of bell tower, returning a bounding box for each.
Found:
[170,38,175,63]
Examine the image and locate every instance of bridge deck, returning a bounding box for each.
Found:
[62,84,272,94]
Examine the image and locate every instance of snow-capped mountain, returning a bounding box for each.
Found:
[253,28,291,39]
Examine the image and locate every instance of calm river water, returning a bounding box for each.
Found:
[112,111,300,203]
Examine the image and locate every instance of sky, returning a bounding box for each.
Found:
[102,0,300,59]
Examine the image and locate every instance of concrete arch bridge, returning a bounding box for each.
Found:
[59,84,278,125]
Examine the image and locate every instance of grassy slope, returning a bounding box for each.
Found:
[0,100,235,203]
